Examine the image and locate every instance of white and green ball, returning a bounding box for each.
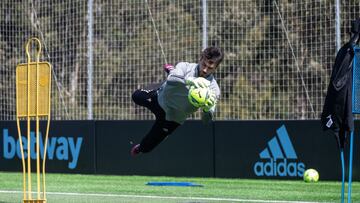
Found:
[188,87,210,107]
[303,169,319,183]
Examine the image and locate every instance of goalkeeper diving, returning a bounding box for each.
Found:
[131,47,223,156]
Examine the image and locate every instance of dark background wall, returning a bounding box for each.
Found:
[0,120,358,180]
[95,121,214,177]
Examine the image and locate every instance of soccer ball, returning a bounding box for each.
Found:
[188,87,209,107]
[303,169,319,183]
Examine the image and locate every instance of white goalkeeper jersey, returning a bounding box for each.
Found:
[157,62,220,124]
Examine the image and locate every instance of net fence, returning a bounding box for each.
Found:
[0,0,359,120]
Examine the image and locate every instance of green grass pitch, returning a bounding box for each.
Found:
[0,172,358,202]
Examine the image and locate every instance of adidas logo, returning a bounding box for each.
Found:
[253,125,305,177]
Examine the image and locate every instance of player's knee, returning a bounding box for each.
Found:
[131,89,144,105]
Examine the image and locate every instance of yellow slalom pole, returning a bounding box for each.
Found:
[16,57,26,200]
[42,118,51,200]
[34,39,41,200]
[25,37,32,201]
[42,68,51,200]
[16,120,26,200]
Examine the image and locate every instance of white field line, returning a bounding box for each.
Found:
[0,190,320,203]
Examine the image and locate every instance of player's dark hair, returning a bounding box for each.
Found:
[201,47,224,65]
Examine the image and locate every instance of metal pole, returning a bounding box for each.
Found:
[348,131,354,203]
[340,149,345,203]
[87,0,94,120]
[335,0,341,51]
[202,0,207,49]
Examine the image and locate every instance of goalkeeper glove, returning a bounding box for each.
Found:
[186,77,210,88]
[202,91,217,112]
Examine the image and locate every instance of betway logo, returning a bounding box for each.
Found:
[253,125,305,177]
[2,129,82,169]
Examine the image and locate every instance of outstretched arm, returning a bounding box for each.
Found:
[166,62,188,86]
[166,62,210,88]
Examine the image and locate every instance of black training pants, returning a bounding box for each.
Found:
[132,84,180,153]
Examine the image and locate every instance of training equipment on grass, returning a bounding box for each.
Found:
[16,38,52,203]
[303,169,319,183]
[188,86,210,108]
[348,43,360,203]
[321,18,360,203]
[340,20,360,203]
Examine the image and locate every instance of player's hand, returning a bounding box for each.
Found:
[186,77,210,88]
[163,64,174,73]
[203,91,217,112]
